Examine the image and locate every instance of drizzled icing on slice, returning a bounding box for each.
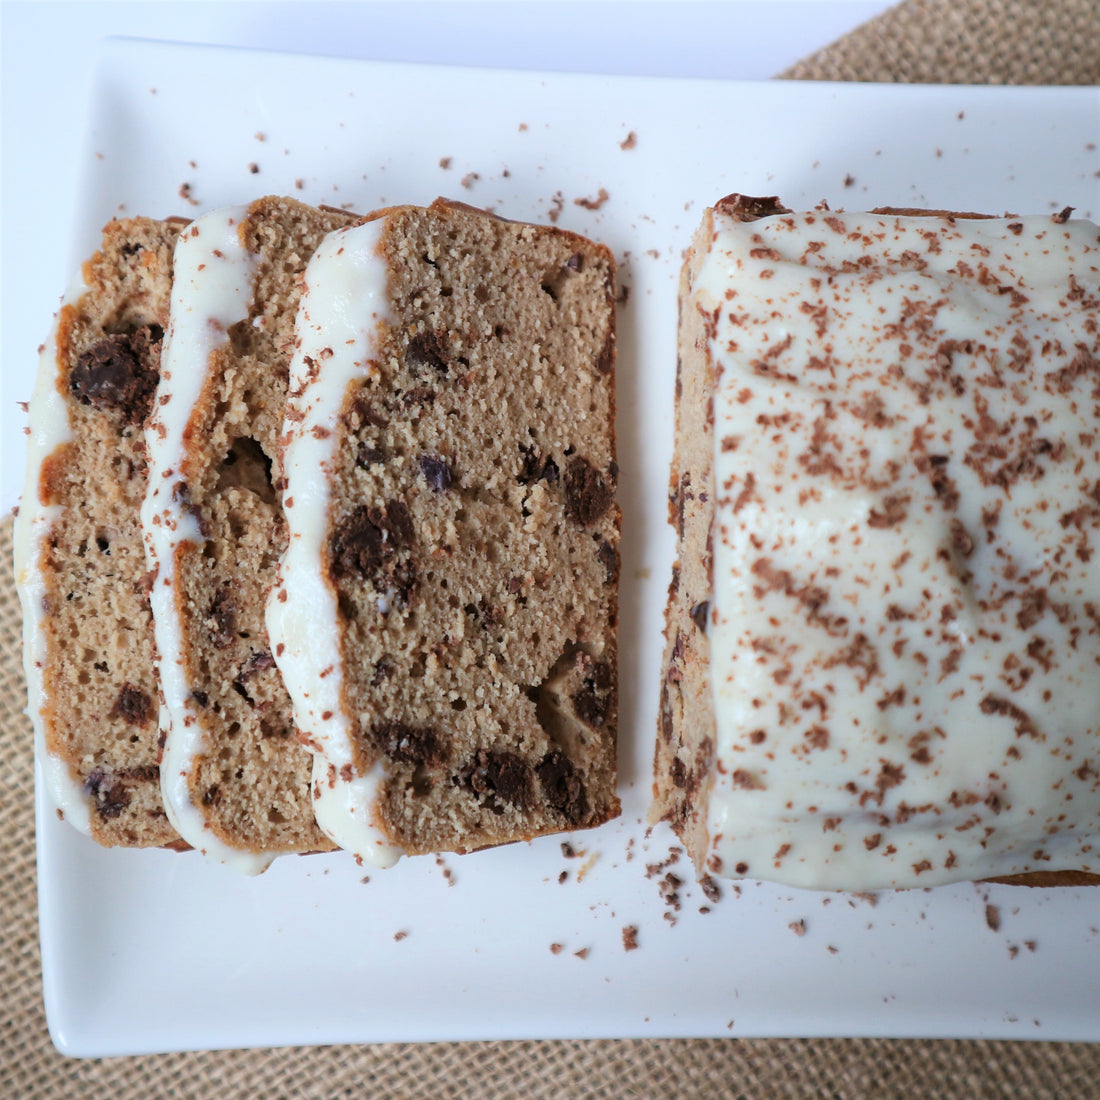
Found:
[266,218,402,869]
[141,205,269,873]
[15,278,94,834]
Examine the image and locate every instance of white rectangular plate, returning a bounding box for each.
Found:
[33,39,1100,1056]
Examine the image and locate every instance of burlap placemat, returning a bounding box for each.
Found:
[4,2,1100,1094]
[780,0,1100,84]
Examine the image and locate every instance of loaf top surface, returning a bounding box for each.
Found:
[694,203,1100,889]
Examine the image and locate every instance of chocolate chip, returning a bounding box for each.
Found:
[588,660,612,691]
[596,539,619,585]
[345,396,388,430]
[355,442,386,468]
[537,750,589,823]
[595,328,615,376]
[330,501,414,580]
[110,683,153,727]
[390,559,419,609]
[466,750,535,809]
[572,660,614,727]
[670,755,687,788]
[405,330,452,375]
[83,769,132,818]
[207,585,236,649]
[518,444,560,485]
[117,764,159,784]
[171,481,210,538]
[239,650,274,680]
[419,454,453,492]
[660,680,674,744]
[383,500,414,547]
[70,326,163,426]
[369,721,448,767]
[402,386,436,409]
[564,456,613,527]
[713,194,791,221]
[691,600,710,633]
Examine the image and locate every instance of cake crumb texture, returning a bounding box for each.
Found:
[316,200,621,855]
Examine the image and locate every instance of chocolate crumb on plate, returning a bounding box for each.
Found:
[575,188,610,211]
[622,925,639,951]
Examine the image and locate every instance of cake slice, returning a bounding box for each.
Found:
[142,197,354,871]
[267,198,621,865]
[15,216,187,846]
[656,194,1100,890]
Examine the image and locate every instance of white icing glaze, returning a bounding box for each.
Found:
[266,218,402,869]
[141,205,271,874]
[701,208,1100,889]
[14,279,94,833]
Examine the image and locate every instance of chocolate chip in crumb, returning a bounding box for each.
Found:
[564,456,613,527]
[597,539,619,584]
[239,650,275,680]
[572,677,612,728]
[369,720,448,767]
[419,454,453,492]
[70,326,163,426]
[355,442,386,468]
[406,330,453,375]
[595,329,615,376]
[465,750,535,809]
[691,600,710,633]
[83,769,132,818]
[537,750,589,823]
[518,444,559,485]
[207,585,237,649]
[110,683,154,727]
[330,501,414,581]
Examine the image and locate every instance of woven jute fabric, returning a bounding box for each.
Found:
[5,2,1100,1093]
[780,0,1100,84]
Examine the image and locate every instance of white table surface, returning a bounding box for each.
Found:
[2,0,894,514]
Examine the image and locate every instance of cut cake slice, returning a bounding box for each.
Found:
[15,216,186,846]
[142,196,356,870]
[268,198,621,865]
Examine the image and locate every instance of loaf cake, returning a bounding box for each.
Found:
[15,216,187,847]
[142,197,352,871]
[656,194,1100,890]
[267,198,621,865]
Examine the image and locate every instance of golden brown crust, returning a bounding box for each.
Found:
[986,871,1100,888]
